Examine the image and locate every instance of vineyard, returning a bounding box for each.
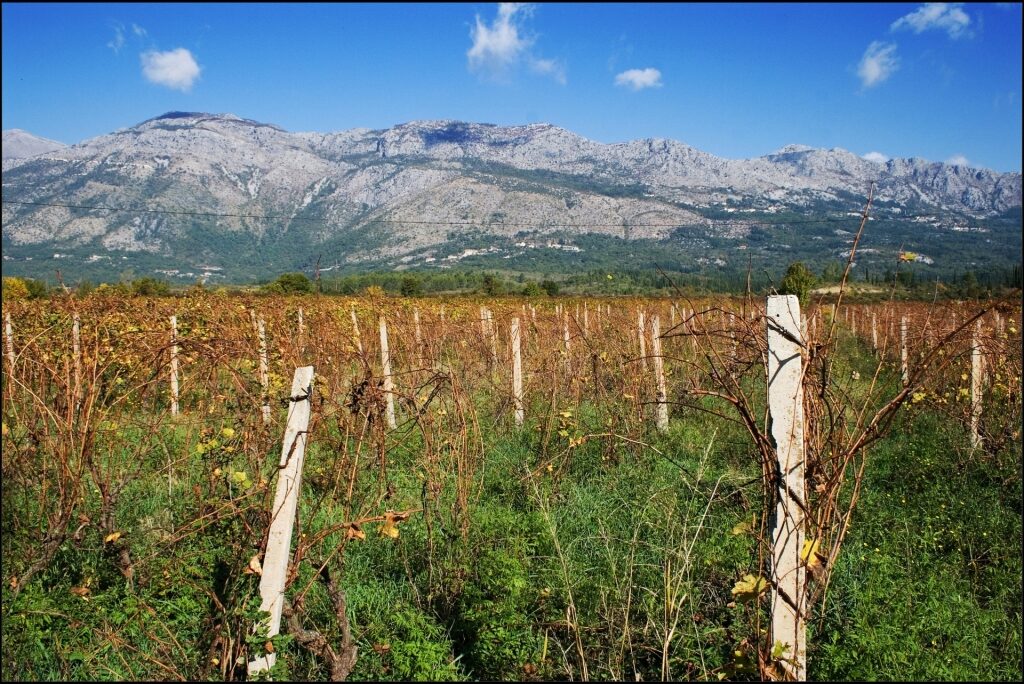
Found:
[1,289,1021,681]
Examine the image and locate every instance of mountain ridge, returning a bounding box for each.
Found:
[2,112,1020,282]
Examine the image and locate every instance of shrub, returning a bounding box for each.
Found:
[270,272,313,294]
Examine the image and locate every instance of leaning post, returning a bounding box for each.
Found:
[247,366,315,676]
[765,295,807,681]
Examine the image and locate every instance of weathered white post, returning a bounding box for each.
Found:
[766,295,806,681]
[871,312,878,352]
[638,311,648,373]
[562,310,571,371]
[4,312,14,376]
[511,317,524,427]
[297,307,304,357]
[248,365,315,676]
[72,313,82,411]
[350,306,363,356]
[479,306,488,350]
[651,315,668,432]
[413,307,423,367]
[900,316,909,386]
[257,315,271,424]
[488,310,498,368]
[970,319,984,449]
[169,315,179,417]
[583,302,589,336]
[378,315,396,430]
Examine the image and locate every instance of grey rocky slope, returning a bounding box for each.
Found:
[2,129,67,161]
[2,112,1020,266]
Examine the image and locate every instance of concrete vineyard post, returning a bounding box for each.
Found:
[413,307,423,367]
[350,306,363,356]
[169,315,179,417]
[900,316,909,386]
[379,315,396,430]
[638,310,648,373]
[4,312,14,379]
[258,316,271,424]
[562,309,571,372]
[73,313,82,412]
[511,317,524,427]
[871,312,878,352]
[488,310,498,368]
[971,319,984,449]
[766,295,807,681]
[248,366,315,676]
[651,315,668,432]
[297,307,304,357]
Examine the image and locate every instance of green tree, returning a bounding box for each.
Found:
[400,275,423,297]
[271,272,313,294]
[130,277,170,296]
[820,261,843,284]
[779,262,816,306]
[481,274,504,296]
[521,281,543,297]
[540,279,560,297]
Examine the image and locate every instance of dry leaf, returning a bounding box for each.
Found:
[244,554,263,576]
[264,641,274,653]
[103,531,122,544]
[70,586,91,598]
[378,510,412,539]
[345,524,366,542]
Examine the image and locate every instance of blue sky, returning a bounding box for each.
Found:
[2,2,1021,171]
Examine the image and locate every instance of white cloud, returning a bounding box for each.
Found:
[141,48,201,92]
[468,3,533,77]
[132,23,148,38]
[857,41,899,89]
[530,57,566,85]
[891,3,972,39]
[946,154,970,166]
[107,23,125,53]
[614,68,663,91]
[467,3,563,83]
[863,151,890,164]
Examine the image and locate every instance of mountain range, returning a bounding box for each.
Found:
[2,112,1021,284]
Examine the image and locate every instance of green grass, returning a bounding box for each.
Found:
[2,379,1021,681]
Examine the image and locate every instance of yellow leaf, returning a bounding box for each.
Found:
[801,538,827,571]
[104,531,122,544]
[772,640,791,660]
[731,516,756,536]
[346,524,366,542]
[730,574,768,604]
